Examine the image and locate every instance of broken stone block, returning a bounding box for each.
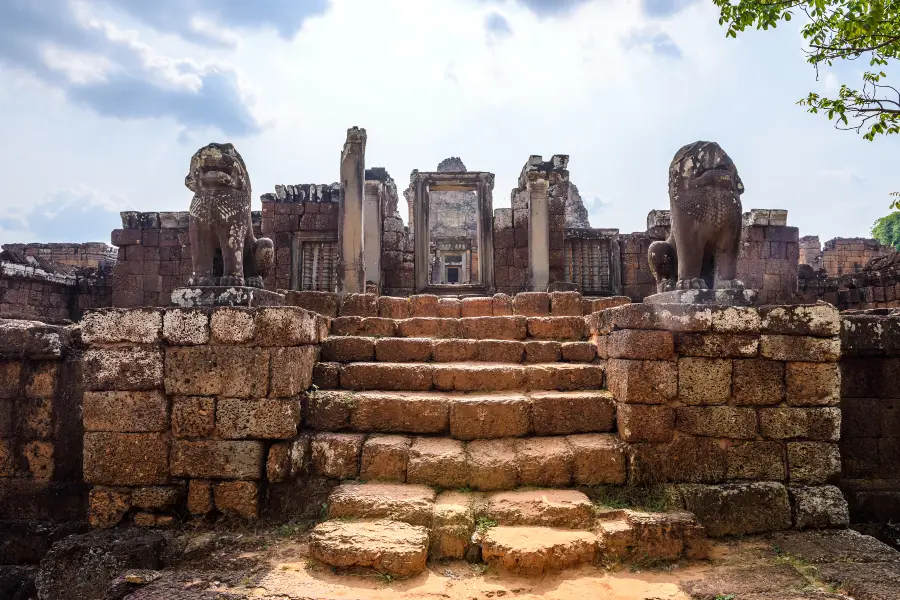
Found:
[269,346,317,397]
[214,481,259,518]
[310,433,365,479]
[481,526,597,575]
[678,358,732,405]
[560,341,596,362]
[726,441,786,481]
[731,359,784,405]
[467,438,518,490]
[761,304,840,337]
[215,398,301,439]
[375,338,433,362]
[81,308,163,344]
[606,359,677,405]
[759,407,841,441]
[266,437,309,483]
[165,346,269,397]
[617,404,675,443]
[513,292,550,316]
[676,406,757,439]
[209,308,255,344]
[567,433,626,485]
[449,394,530,440]
[431,491,476,559]
[360,434,411,482]
[170,440,264,480]
[673,482,792,536]
[787,442,841,484]
[310,520,428,577]
[530,391,615,435]
[162,309,209,345]
[760,335,840,362]
[407,437,467,489]
[83,347,164,391]
[606,330,675,360]
[88,487,131,529]
[515,437,573,487]
[785,362,840,406]
[790,485,849,529]
[84,432,169,486]
[82,391,168,433]
[171,396,215,438]
[327,482,436,526]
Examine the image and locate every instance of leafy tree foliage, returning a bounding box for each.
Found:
[713,0,900,140]
[871,210,900,248]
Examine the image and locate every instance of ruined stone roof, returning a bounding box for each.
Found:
[437,157,467,172]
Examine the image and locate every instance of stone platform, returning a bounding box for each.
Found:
[644,288,758,306]
[170,286,285,308]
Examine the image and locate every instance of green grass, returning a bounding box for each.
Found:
[475,516,497,534]
[714,595,735,600]
[275,521,304,538]
[591,485,668,513]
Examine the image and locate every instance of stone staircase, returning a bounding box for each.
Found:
[304,296,709,577]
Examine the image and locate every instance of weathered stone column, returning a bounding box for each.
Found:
[363,180,381,290]
[338,127,367,295]
[527,171,550,292]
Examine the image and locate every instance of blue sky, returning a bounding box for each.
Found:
[0,0,897,245]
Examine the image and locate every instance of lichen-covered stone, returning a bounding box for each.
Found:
[162,309,209,345]
[253,307,320,346]
[711,306,761,333]
[84,347,164,391]
[310,433,365,479]
[787,442,841,484]
[677,406,757,439]
[82,309,162,344]
[760,335,840,362]
[269,346,317,397]
[209,308,254,344]
[790,485,849,529]
[761,304,840,336]
[672,482,792,536]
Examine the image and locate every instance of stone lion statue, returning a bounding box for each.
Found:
[648,141,745,292]
[185,143,274,288]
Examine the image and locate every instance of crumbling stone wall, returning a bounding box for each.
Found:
[372,169,414,297]
[620,211,670,301]
[822,238,890,276]
[80,306,325,527]
[735,210,799,304]
[590,303,848,535]
[0,320,85,523]
[799,236,823,270]
[839,312,900,542]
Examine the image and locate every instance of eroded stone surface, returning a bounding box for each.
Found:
[309,519,428,577]
[481,526,597,575]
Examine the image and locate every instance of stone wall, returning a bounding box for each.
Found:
[799,236,823,270]
[735,210,799,304]
[80,306,325,527]
[822,238,890,276]
[839,312,900,543]
[0,320,85,523]
[373,169,414,297]
[589,303,848,535]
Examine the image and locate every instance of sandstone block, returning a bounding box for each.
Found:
[407,437,467,488]
[171,396,215,438]
[351,391,449,434]
[328,482,436,526]
[525,363,603,391]
[266,437,309,483]
[492,293,513,316]
[760,335,840,362]
[467,438,518,490]
[83,391,169,433]
[88,487,131,529]
[84,347,163,391]
[678,358,732,405]
[711,306,761,333]
[459,316,527,340]
[527,317,586,340]
[551,291,583,316]
[606,330,674,360]
[187,479,213,514]
[170,440,263,480]
[761,304,840,336]
[310,433,365,479]
[377,296,410,319]
[14,397,52,439]
[676,333,759,358]
[431,339,478,362]
[655,436,727,484]
[162,309,209,345]
[617,404,675,443]
[341,363,433,391]
[397,318,458,339]
[461,297,493,317]
[731,359,784,405]
[165,346,268,397]
[790,485,849,529]
[431,491,476,559]
[131,486,181,510]
[449,394,530,440]
[481,526,597,575]
[515,437,573,487]
[0,362,20,399]
[524,341,561,363]
[216,398,300,439]
[340,293,377,317]
[84,432,169,485]
[673,482,792,536]
[305,390,355,430]
[360,435,411,482]
[21,440,54,479]
[285,290,339,317]
[759,407,841,441]
[530,391,615,435]
[787,442,841,484]
[726,441,786,481]
[513,292,550,316]
[434,364,526,392]
[409,294,439,317]
[321,336,375,362]
[785,362,840,406]
[677,406,757,439]
[310,520,428,577]
[567,433,626,485]
[437,298,461,318]
[214,481,259,518]
[82,308,162,344]
[209,308,254,344]
[606,359,676,404]
[486,489,593,529]
[375,338,432,362]
[253,307,320,345]
[474,340,525,362]
[24,363,56,399]
[270,346,317,397]
[560,341,595,362]
[599,303,712,333]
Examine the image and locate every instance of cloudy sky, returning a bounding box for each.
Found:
[0,0,897,246]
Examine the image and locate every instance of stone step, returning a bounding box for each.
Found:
[309,519,428,577]
[308,432,627,490]
[322,336,598,364]
[326,482,436,527]
[483,489,595,529]
[328,362,604,393]
[306,390,615,439]
[480,526,599,575]
[329,316,588,341]
[594,509,710,562]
